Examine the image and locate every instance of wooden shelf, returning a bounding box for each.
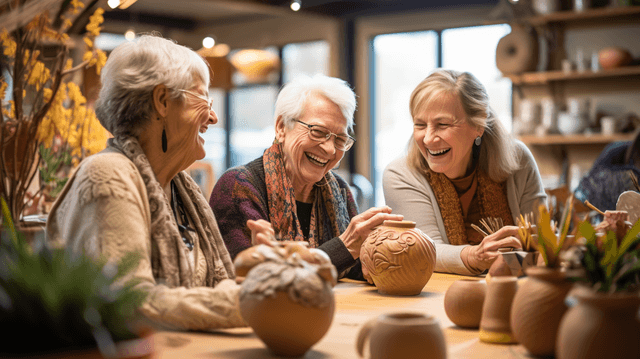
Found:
[526,5,640,26]
[519,133,635,145]
[506,66,640,85]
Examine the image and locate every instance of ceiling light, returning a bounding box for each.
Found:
[203,37,215,49]
[107,0,120,9]
[124,29,135,41]
[290,0,301,11]
[230,49,280,83]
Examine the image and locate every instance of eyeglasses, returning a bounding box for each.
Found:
[294,119,355,151]
[177,89,214,111]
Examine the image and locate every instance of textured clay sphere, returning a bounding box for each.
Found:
[360,220,436,295]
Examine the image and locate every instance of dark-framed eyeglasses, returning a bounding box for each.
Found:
[177,89,214,111]
[293,119,355,151]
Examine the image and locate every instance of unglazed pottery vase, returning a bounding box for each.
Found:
[237,245,337,357]
[479,276,518,344]
[510,267,573,357]
[556,287,640,359]
[356,312,447,359]
[360,220,436,295]
[444,279,487,328]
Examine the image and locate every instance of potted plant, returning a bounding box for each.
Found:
[510,201,577,357]
[0,198,151,358]
[556,215,640,359]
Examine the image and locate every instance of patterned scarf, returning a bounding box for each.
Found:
[109,136,235,288]
[263,141,350,248]
[425,168,513,245]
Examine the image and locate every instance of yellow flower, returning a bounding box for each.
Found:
[84,37,93,48]
[96,50,107,75]
[1,29,16,58]
[0,80,7,98]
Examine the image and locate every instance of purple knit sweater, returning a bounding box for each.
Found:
[209,157,363,278]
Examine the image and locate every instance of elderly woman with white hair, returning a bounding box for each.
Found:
[210,74,402,278]
[383,69,547,276]
[46,35,262,330]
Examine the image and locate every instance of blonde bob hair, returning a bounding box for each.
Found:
[407,69,520,182]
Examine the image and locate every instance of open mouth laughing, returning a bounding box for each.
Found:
[428,148,451,157]
[305,152,329,166]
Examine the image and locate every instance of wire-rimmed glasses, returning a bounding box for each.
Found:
[294,119,355,151]
[177,89,214,111]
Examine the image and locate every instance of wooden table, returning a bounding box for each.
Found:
[152,273,532,358]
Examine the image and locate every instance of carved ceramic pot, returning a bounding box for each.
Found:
[510,267,573,357]
[556,286,640,359]
[360,220,436,295]
[238,245,337,357]
[444,279,487,328]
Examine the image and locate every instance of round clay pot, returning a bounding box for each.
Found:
[356,312,446,359]
[598,47,633,70]
[510,267,574,357]
[496,25,539,75]
[360,220,436,295]
[479,276,519,344]
[556,287,640,359]
[444,279,487,328]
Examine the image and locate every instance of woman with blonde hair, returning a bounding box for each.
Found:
[383,69,546,275]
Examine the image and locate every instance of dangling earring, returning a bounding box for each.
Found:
[474,136,482,146]
[162,126,168,153]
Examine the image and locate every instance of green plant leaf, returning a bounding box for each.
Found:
[557,194,574,253]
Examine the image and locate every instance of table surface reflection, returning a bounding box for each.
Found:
[152,273,532,358]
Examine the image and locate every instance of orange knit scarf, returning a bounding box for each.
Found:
[425,169,513,245]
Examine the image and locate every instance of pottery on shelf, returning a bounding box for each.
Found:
[510,266,574,357]
[356,312,447,359]
[237,245,338,357]
[360,220,436,295]
[496,25,539,75]
[444,279,487,328]
[479,276,519,344]
[556,286,640,359]
[598,47,633,70]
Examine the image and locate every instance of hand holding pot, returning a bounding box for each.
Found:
[339,206,403,259]
[247,219,275,246]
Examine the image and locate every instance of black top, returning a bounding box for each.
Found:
[296,200,313,239]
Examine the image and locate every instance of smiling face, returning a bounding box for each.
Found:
[276,93,347,200]
[412,92,483,180]
[165,81,217,170]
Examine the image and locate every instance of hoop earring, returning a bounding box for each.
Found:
[474,136,482,146]
[162,126,168,153]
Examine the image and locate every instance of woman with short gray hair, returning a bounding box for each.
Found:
[47,34,262,330]
[211,74,402,279]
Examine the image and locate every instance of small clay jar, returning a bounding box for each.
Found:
[479,276,519,344]
[444,279,487,328]
[238,246,337,357]
[360,220,436,295]
[510,266,574,357]
[356,312,447,359]
[556,286,640,359]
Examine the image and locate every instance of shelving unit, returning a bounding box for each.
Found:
[507,66,640,85]
[519,133,636,146]
[526,5,640,26]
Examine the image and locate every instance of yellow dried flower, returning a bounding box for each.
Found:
[1,30,17,58]
[84,37,93,48]
[0,80,7,98]
[96,50,107,75]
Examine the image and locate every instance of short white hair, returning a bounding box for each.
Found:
[274,74,356,132]
[95,34,210,138]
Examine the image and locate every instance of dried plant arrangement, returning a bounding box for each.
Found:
[537,196,577,268]
[517,212,536,252]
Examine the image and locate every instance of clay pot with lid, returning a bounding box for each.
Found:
[356,312,447,359]
[237,244,337,357]
[444,279,487,328]
[360,220,436,295]
[510,266,574,357]
[556,287,640,359]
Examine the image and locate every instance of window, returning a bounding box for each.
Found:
[371,24,512,206]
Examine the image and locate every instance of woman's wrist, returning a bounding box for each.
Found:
[461,246,483,274]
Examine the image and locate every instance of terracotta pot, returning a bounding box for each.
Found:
[479,276,518,344]
[356,312,446,359]
[510,267,573,357]
[444,279,486,328]
[360,220,436,295]
[496,25,539,75]
[598,47,633,70]
[556,287,640,359]
[238,254,336,357]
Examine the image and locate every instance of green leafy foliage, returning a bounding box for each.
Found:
[537,198,574,268]
[39,144,72,199]
[0,198,147,355]
[575,218,640,293]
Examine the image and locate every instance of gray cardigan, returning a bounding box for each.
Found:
[382,141,547,275]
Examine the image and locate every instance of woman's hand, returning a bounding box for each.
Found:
[247,219,275,246]
[463,225,523,272]
[339,206,404,259]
